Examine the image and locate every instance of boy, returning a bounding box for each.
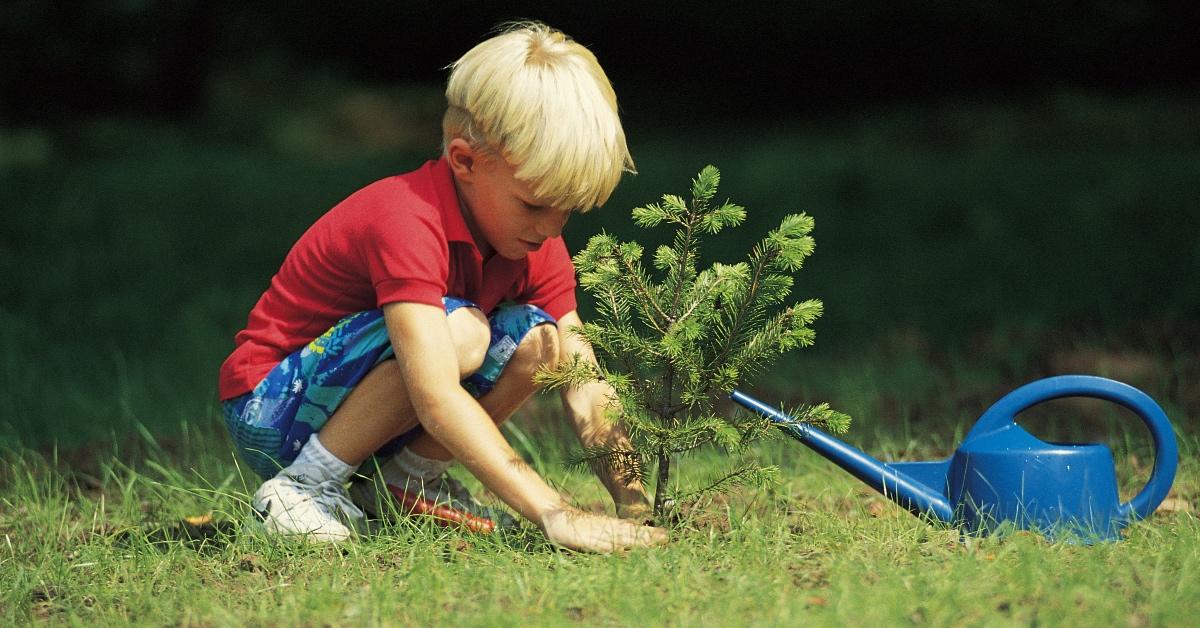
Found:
[218,22,668,552]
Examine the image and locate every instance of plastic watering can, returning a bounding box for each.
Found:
[731,375,1178,541]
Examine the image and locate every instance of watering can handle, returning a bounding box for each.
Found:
[965,374,1178,521]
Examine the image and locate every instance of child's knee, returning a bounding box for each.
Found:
[509,323,560,379]
[447,306,490,377]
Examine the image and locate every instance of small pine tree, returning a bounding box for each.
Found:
[537,166,850,521]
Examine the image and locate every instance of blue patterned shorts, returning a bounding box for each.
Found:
[221,298,556,480]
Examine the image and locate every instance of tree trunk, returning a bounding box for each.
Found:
[653,452,671,521]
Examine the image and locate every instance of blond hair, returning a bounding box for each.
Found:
[443,21,634,212]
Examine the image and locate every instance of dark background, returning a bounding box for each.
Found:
[5,1,1199,123]
[2,2,1198,446]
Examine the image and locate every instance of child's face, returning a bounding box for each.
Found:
[448,141,573,260]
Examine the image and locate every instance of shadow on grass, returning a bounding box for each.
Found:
[114,517,240,553]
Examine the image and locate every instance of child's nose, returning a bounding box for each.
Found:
[536,211,570,238]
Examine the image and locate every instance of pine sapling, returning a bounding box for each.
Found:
[537,166,850,521]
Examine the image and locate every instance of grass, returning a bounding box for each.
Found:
[2,406,1197,625]
[3,324,1197,624]
[2,87,1198,623]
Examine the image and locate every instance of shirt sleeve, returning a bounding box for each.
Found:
[519,236,578,319]
[359,201,448,309]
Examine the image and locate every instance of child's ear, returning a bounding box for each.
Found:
[446,138,478,181]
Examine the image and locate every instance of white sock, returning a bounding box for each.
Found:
[285,433,358,484]
[381,447,452,487]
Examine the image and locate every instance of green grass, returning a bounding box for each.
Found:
[3,329,1197,623]
[2,88,1198,623]
[2,409,1197,625]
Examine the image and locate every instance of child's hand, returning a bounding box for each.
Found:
[540,506,668,553]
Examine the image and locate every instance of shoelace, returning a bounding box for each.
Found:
[397,475,491,514]
[387,474,472,508]
[432,476,517,525]
[315,480,365,520]
[436,476,477,508]
[283,476,365,521]
[376,474,517,527]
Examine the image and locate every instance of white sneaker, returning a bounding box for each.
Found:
[251,472,366,542]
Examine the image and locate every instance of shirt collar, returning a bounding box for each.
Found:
[430,157,476,245]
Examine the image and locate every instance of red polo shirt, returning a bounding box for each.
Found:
[218,158,578,400]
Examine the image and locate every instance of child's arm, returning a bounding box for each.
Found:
[556,310,655,521]
[383,302,666,551]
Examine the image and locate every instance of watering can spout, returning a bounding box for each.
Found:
[730,391,955,523]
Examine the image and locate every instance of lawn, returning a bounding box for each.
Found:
[1,88,1197,624]
[2,394,1196,624]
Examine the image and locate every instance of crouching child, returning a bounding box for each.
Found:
[217,22,667,552]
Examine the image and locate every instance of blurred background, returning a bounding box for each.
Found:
[2,1,1198,457]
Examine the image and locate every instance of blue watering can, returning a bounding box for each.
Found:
[732,375,1178,541]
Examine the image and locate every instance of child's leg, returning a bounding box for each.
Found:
[315,305,492,464]
[405,321,558,461]
[358,322,559,532]
[320,305,558,466]
[243,304,492,541]
[333,304,558,528]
